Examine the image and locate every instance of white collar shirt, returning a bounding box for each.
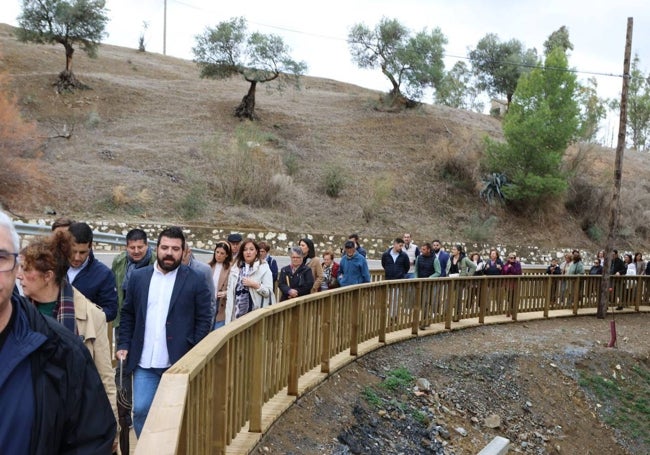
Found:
[66,256,89,283]
[139,262,178,369]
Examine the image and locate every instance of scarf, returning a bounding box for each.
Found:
[53,279,77,335]
[123,247,153,291]
[234,264,253,319]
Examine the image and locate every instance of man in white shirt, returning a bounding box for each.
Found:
[402,233,420,279]
[116,226,212,437]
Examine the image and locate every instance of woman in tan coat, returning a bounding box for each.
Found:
[208,241,232,329]
[17,231,119,452]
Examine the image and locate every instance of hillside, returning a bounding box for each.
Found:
[1,22,648,253]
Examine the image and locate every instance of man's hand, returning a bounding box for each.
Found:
[116,350,128,361]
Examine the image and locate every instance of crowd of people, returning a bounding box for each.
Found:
[2,213,646,454]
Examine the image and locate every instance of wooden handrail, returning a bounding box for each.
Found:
[136,274,649,454]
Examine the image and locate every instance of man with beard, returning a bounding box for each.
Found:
[116,226,212,437]
[431,239,450,278]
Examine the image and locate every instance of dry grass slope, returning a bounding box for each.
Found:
[2,22,649,251]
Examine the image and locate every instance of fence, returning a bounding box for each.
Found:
[135,273,648,454]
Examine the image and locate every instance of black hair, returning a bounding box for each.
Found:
[68,222,93,244]
[158,226,185,251]
[126,228,148,243]
[300,238,316,259]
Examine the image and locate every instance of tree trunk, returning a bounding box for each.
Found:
[235,81,258,120]
[65,43,74,73]
[54,43,88,93]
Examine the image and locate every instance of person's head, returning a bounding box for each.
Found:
[156,226,185,273]
[343,240,356,258]
[421,242,432,256]
[348,233,360,247]
[403,233,412,246]
[564,253,572,262]
[470,252,480,263]
[550,258,558,267]
[322,250,335,267]
[237,238,260,266]
[18,230,72,300]
[209,241,232,268]
[227,233,243,257]
[634,252,643,262]
[597,250,605,259]
[299,238,316,259]
[432,239,442,253]
[489,249,499,260]
[125,228,148,262]
[451,244,463,258]
[51,217,74,232]
[0,211,20,319]
[593,259,601,267]
[67,222,93,269]
[572,251,582,262]
[624,253,633,264]
[612,249,619,258]
[289,246,303,268]
[258,241,271,260]
[181,243,194,265]
[391,238,404,253]
[507,252,517,262]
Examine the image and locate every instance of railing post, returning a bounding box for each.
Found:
[212,343,229,454]
[249,320,265,433]
[350,288,360,356]
[572,277,580,315]
[544,276,552,318]
[321,294,333,374]
[288,305,303,396]
[478,277,487,324]
[445,280,454,330]
[413,281,422,334]
[511,278,519,321]
[378,284,387,343]
[634,276,642,311]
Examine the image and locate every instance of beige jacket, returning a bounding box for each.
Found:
[73,288,119,443]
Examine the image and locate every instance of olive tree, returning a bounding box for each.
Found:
[193,17,307,120]
[17,0,109,92]
[348,17,447,108]
[469,33,537,109]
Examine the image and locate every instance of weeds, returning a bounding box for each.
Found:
[578,360,650,446]
[362,387,382,407]
[323,164,345,198]
[362,176,393,223]
[381,367,413,392]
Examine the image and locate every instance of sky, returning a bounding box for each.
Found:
[1,0,649,144]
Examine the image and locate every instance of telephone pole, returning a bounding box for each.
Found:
[163,0,167,55]
[598,17,633,319]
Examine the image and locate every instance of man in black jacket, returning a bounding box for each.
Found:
[381,238,410,280]
[0,211,116,454]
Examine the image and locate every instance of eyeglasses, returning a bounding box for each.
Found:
[0,252,18,272]
[508,256,516,259]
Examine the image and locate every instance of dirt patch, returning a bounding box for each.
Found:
[255,313,650,454]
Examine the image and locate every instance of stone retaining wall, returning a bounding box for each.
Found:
[25,218,599,264]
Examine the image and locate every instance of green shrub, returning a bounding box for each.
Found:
[177,183,206,220]
[323,165,345,198]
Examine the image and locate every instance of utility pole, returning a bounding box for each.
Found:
[598,17,633,319]
[163,0,167,55]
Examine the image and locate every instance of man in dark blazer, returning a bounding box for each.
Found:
[116,226,212,437]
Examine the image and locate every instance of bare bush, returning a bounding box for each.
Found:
[203,125,289,208]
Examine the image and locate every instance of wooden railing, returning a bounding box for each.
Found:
[135,273,648,454]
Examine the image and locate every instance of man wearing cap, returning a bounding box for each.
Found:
[227,233,243,264]
[338,240,371,287]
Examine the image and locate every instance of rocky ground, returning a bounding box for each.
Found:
[254,313,650,454]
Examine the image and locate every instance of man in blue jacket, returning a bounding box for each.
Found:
[0,211,116,454]
[338,240,371,286]
[116,226,212,437]
[67,222,118,321]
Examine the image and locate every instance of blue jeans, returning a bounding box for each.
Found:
[133,366,167,437]
[405,272,415,279]
[213,320,226,330]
